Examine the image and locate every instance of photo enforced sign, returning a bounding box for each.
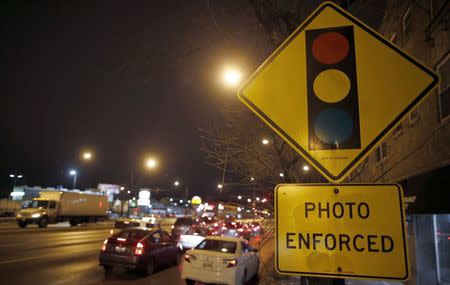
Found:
[275,184,409,281]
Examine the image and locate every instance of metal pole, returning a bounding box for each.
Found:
[73,173,77,189]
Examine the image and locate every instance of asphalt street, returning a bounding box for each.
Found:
[0,223,272,285]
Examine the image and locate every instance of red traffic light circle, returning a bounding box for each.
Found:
[312,31,349,64]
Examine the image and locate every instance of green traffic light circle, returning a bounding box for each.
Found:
[313,69,350,103]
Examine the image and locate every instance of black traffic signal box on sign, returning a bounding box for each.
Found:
[306,26,361,150]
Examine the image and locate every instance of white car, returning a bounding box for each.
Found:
[182,236,259,285]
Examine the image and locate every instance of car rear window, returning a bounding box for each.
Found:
[195,239,237,253]
[175,218,193,226]
[114,221,140,229]
[114,229,148,240]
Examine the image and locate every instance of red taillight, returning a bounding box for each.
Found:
[223,258,237,268]
[134,242,144,256]
[101,239,108,251]
[184,253,196,263]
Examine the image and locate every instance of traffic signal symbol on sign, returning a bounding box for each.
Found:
[306,26,361,150]
[237,2,439,182]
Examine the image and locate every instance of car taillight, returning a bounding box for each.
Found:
[223,259,237,268]
[117,237,126,242]
[134,242,144,256]
[101,239,108,251]
[184,253,196,263]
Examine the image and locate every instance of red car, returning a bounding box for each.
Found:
[100,228,182,275]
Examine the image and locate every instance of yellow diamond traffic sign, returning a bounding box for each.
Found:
[275,184,409,280]
[237,2,438,182]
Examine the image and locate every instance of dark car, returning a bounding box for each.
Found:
[99,228,181,275]
[171,217,194,238]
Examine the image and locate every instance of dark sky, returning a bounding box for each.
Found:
[0,0,269,198]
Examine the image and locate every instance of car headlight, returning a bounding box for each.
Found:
[31,213,41,218]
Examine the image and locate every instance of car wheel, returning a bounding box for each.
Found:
[185,279,195,285]
[102,265,113,271]
[38,217,48,228]
[18,222,27,228]
[144,258,155,276]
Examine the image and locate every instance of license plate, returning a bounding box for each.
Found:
[115,246,126,253]
[202,262,212,268]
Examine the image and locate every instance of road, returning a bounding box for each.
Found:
[0,223,274,285]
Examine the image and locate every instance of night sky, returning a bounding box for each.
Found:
[1,1,269,198]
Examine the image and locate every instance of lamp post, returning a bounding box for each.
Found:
[9,174,23,192]
[69,170,77,189]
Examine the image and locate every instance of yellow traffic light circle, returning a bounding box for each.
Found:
[313,69,350,103]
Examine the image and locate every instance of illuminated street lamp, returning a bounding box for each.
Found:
[127,190,131,194]
[256,197,260,202]
[279,172,284,177]
[145,158,158,169]
[174,180,180,186]
[303,165,310,171]
[69,169,77,189]
[250,177,255,182]
[217,184,223,190]
[223,67,242,87]
[9,174,23,190]
[237,195,242,200]
[120,186,125,191]
[82,151,92,161]
[261,138,269,145]
[247,198,252,203]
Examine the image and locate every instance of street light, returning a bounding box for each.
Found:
[145,158,158,169]
[250,177,255,182]
[279,172,284,177]
[69,170,77,189]
[9,174,24,190]
[120,186,125,191]
[174,180,180,186]
[247,198,252,203]
[237,195,242,200]
[303,165,310,171]
[82,151,92,161]
[223,67,242,87]
[262,138,269,145]
[217,184,223,190]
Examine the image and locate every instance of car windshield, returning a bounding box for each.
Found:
[30,200,49,209]
[114,229,148,240]
[195,239,237,253]
[114,221,140,229]
[175,218,193,226]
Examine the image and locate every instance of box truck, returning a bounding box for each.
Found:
[16,191,108,228]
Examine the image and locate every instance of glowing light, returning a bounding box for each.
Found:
[237,195,242,200]
[146,158,157,169]
[262,138,269,145]
[174,180,180,186]
[83,152,92,160]
[223,68,242,87]
[247,198,251,203]
[217,184,223,189]
[69,170,77,176]
[279,172,284,177]
[303,165,310,171]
